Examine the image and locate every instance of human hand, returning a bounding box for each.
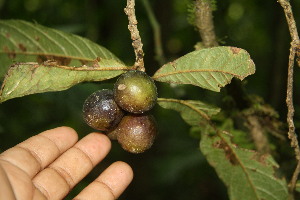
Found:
[0,127,133,200]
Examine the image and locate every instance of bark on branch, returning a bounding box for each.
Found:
[277,0,300,196]
[125,0,145,71]
[194,0,218,48]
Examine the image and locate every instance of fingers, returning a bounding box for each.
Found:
[33,133,111,200]
[74,161,133,200]
[0,127,78,178]
[0,164,16,200]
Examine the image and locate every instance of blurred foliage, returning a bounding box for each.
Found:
[1,0,300,199]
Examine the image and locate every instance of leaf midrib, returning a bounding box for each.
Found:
[153,69,248,80]
[215,133,261,200]
[7,62,130,71]
[0,50,101,62]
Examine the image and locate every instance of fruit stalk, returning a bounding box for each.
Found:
[124,0,145,72]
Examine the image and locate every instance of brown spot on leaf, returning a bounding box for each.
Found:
[92,57,101,68]
[18,43,27,52]
[3,46,9,52]
[37,55,71,65]
[8,51,16,59]
[95,57,101,62]
[230,47,241,54]
[251,153,268,166]
[35,36,40,41]
[80,60,89,65]
[37,55,46,64]
[6,33,10,38]
[213,140,239,165]
[3,46,16,59]
[43,60,58,66]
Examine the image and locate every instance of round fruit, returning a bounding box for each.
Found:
[116,114,157,153]
[113,70,157,114]
[107,128,118,140]
[83,89,124,132]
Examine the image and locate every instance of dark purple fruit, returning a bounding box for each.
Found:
[114,70,157,114]
[116,114,157,153]
[83,89,124,132]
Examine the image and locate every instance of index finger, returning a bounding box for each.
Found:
[0,127,78,178]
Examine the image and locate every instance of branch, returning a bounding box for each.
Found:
[194,0,218,48]
[142,0,166,66]
[286,44,299,195]
[277,0,300,195]
[277,0,300,68]
[124,0,145,71]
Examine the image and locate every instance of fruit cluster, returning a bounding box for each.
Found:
[83,70,158,153]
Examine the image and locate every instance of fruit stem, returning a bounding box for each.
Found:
[124,0,145,72]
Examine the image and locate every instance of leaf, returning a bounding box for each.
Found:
[158,97,289,200]
[0,60,128,103]
[157,98,220,127]
[200,132,288,200]
[152,46,255,92]
[0,19,122,79]
[296,180,300,193]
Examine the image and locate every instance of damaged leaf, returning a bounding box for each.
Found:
[201,132,288,200]
[152,46,255,92]
[0,60,129,102]
[0,19,122,79]
[158,96,289,200]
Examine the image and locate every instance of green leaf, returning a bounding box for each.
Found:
[0,60,128,103]
[296,180,300,193]
[157,98,220,126]
[152,46,255,92]
[158,97,288,200]
[201,132,288,200]
[0,19,122,79]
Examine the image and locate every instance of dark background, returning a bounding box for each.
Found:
[1,0,300,199]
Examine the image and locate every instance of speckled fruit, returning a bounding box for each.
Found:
[116,114,157,154]
[83,89,124,132]
[113,70,157,114]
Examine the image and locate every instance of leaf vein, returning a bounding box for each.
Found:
[153,69,241,80]
[73,35,98,58]
[50,28,85,56]
[0,21,46,52]
[21,21,67,55]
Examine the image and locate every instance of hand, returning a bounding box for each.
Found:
[0,127,133,200]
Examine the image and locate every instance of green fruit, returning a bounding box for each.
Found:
[114,70,157,114]
[83,89,124,132]
[116,114,157,154]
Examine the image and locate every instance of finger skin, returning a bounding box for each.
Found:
[0,160,35,200]
[0,164,15,200]
[33,133,111,200]
[74,161,133,200]
[0,127,78,178]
